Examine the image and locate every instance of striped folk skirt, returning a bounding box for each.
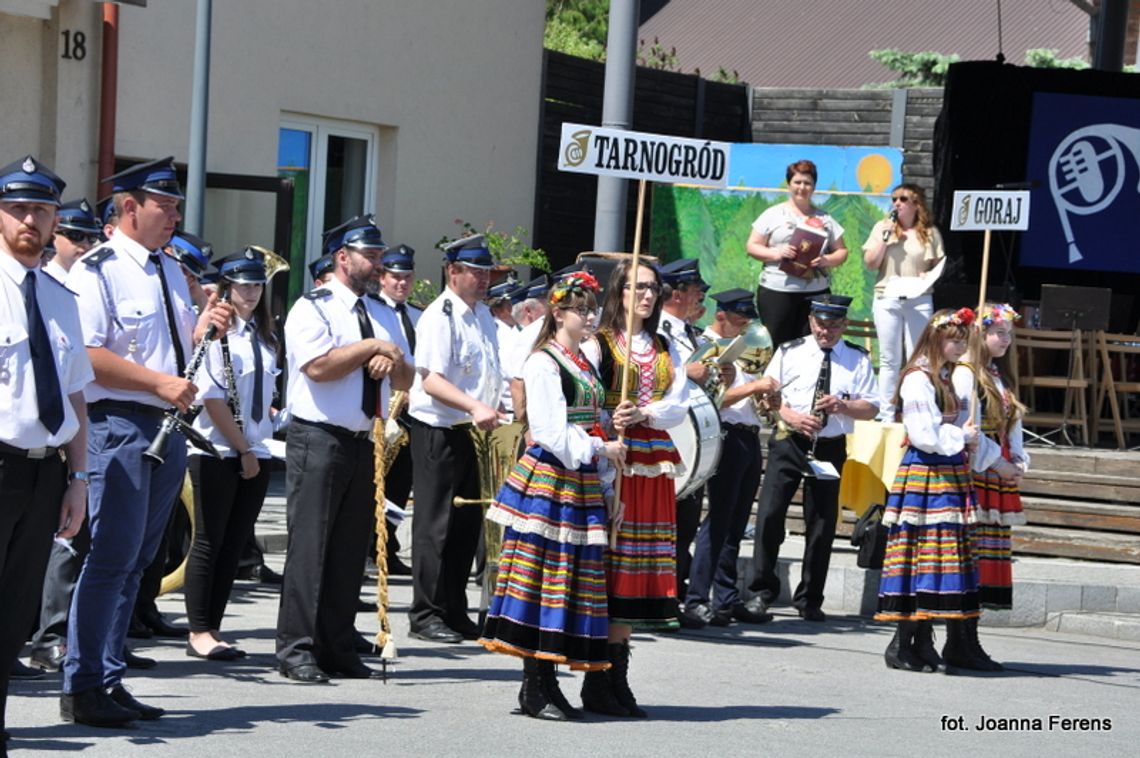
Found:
[970,447,1024,610]
[876,447,980,621]
[480,447,610,670]
[607,425,682,630]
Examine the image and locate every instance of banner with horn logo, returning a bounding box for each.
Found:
[558,122,730,188]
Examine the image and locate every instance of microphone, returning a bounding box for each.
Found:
[882,209,898,241]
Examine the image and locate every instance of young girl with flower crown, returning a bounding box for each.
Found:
[480,272,627,721]
[950,303,1028,672]
[876,307,980,674]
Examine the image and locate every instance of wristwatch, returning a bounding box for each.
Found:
[69,470,90,483]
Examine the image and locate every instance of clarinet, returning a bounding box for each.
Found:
[143,291,230,465]
[806,350,832,463]
[219,333,244,436]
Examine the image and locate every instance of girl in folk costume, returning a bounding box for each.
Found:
[581,260,690,718]
[876,307,980,673]
[950,303,1028,671]
[480,272,627,721]
[185,248,280,660]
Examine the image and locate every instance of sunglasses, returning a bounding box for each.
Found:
[890,195,913,204]
[58,230,102,244]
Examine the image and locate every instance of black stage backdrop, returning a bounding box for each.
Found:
[932,61,1140,332]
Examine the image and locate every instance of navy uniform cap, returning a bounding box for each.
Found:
[97,196,116,227]
[810,293,853,320]
[56,198,103,235]
[200,270,220,286]
[0,155,66,206]
[308,254,335,281]
[513,274,550,303]
[441,233,495,269]
[711,288,758,319]
[167,232,214,279]
[323,214,386,256]
[382,243,415,272]
[487,274,519,302]
[215,246,268,284]
[659,258,705,288]
[104,156,184,199]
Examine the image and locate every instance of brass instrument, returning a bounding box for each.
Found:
[453,421,524,617]
[687,319,774,410]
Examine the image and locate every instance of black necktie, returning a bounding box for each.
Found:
[396,302,416,355]
[354,299,379,418]
[249,323,264,423]
[683,322,700,350]
[149,253,186,374]
[24,272,65,434]
[813,347,833,427]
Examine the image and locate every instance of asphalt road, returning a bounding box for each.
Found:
[7,557,1140,758]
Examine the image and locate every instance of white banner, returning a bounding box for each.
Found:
[557,122,730,188]
[950,190,1031,231]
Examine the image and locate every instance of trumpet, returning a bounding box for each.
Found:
[687,319,773,409]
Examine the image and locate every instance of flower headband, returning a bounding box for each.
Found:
[979,303,1020,327]
[549,271,600,306]
[930,307,975,329]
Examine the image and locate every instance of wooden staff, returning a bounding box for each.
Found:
[611,179,648,548]
[968,228,993,425]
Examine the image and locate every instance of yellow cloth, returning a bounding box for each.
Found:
[839,420,908,517]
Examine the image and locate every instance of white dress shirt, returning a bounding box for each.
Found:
[68,229,196,406]
[657,310,702,363]
[702,326,762,428]
[42,259,70,284]
[0,252,94,448]
[408,286,502,428]
[765,336,878,438]
[285,277,408,433]
[505,318,544,380]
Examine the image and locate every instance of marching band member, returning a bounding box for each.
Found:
[503,274,553,427]
[480,271,627,721]
[0,157,92,740]
[406,234,504,644]
[184,248,279,661]
[749,295,878,623]
[681,290,778,627]
[308,253,335,288]
[276,215,411,683]
[166,232,214,312]
[43,198,102,283]
[582,259,689,718]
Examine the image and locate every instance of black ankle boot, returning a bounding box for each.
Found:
[912,620,944,672]
[536,661,582,720]
[884,621,927,672]
[580,669,629,717]
[606,641,647,718]
[518,659,567,720]
[942,619,987,671]
[964,618,1003,671]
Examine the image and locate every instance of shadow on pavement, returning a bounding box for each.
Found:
[644,704,840,722]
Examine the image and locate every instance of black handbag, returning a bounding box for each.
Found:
[850,503,888,570]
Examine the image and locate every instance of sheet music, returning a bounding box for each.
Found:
[881,256,946,300]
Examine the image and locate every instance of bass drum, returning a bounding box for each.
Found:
[669,380,723,499]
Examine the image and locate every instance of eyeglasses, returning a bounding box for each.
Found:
[623,282,661,296]
[890,195,913,204]
[559,306,594,318]
[58,230,101,244]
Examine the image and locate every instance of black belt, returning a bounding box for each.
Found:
[723,422,760,434]
[0,441,61,459]
[293,417,373,441]
[88,400,166,419]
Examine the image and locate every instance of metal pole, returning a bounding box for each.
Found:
[184,0,213,234]
[97,3,119,200]
[1092,0,1128,71]
[593,0,639,251]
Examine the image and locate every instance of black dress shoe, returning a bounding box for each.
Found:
[10,659,46,680]
[255,564,284,585]
[708,607,734,627]
[333,661,384,680]
[185,641,240,661]
[449,618,482,641]
[280,663,330,684]
[127,614,153,639]
[31,644,67,672]
[122,648,157,670]
[733,597,774,624]
[139,610,188,638]
[356,599,378,613]
[797,606,827,622]
[408,621,462,644]
[677,603,712,629]
[107,685,164,720]
[60,687,139,727]
[387,556,412,576]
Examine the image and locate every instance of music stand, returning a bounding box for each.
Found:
[1027,285,1111,446]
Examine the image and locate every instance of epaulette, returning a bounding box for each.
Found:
[780,337,805,350]
[843,339,869,354]
[80,246,115,267]
[442,298,453,316]
[40,273,78,296]
[303,288,332,300]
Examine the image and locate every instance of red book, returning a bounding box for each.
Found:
[779,224,828,279]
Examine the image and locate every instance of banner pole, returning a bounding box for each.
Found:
[969,228,993,427]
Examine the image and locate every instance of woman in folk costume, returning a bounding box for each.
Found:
[480,272,627,721]
[950,303,1028,671]
[581,260,690,718]
[876,307,980,673]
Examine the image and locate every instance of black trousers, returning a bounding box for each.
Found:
[276,420,376,671]
[407,420,481,631]
[32,519,90,652]
[1,451,65,733]
[686,425,763,611]
[750,434,847,610]
[674,488,704,599]
[185,455,271,632]
[755,286,829,349]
